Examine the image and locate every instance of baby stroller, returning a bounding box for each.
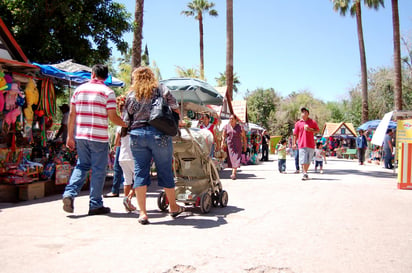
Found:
[157,128,228,213]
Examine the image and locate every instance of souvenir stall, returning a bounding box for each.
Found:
[321,122,358,157]
[0,18,53,201]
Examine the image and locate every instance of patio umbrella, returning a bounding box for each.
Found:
[357,119,397,131]
[159,78,224,106]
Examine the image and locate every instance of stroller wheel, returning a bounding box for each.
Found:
[211,192,219,207]
[157,191,169,212]
[219,190,228,208]
[200,192,212,214]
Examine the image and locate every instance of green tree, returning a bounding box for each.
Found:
[175,66,201,78]
[332,0,384,123]
[245,88,280,132]
[132,0,144,69]
[0,0,131,65]
[215,72,240,92]
[181,0,218,80]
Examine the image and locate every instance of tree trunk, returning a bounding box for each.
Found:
[355,2,369,123]
[132,0,144,69]
[392,0,402,111]
[198,12,205,80]
[226,0,234,115]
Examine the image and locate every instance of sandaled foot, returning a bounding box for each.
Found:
[123,197,136,212]
[138,217,150,225]
[230,174,236,180]
[169,206,185,218]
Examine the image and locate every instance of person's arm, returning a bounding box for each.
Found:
[114,131,121,147]
[108,109,127,127]
[66,105,76,150]
[242,129,247,152]
[54,124,66,140]
[292,134,297,149]
[221,127,227,150]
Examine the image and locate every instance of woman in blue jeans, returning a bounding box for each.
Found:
[124,67,184,224]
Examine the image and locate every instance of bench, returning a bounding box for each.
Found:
[342,148,357,159]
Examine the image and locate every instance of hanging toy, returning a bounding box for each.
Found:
[23,79,39,142]
[4,83,22,111]
[4,107,21,126]
[38,78,56,118]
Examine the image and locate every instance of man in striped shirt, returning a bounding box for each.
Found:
[62,64,127,215]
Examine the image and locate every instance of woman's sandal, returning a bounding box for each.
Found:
[169,206,185,218]
[138,217,149,225]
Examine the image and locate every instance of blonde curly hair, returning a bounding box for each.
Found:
[130,66,158,100]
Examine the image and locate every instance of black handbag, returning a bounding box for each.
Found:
[148,87,179,136]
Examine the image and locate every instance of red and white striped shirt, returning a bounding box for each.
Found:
[71,79,116,143]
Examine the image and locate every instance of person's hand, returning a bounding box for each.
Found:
[292,144,297,149]
[304,124,309,131]
[66,137,75,151]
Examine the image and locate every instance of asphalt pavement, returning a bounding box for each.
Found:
[1,155,411,273]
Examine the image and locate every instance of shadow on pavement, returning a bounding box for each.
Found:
[151,205,245,229]
[321,168,396,179]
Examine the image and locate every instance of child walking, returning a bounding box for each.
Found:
[277,139,287,173]
[314,142,326,174]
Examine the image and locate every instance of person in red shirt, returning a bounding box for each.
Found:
[292,107,319,180]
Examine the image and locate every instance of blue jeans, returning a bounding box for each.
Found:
[130,126,174,189]
[383,150,393,169]
[278,158,286,172]
[294,149,300,171]
[63,139,109,209]
[111,146,124,194]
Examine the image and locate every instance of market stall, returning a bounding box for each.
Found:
[0,18,49,201]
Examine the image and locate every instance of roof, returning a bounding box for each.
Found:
[322,122,358,137]
[0,17,39,73]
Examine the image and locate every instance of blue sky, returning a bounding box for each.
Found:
[115,0,412,102]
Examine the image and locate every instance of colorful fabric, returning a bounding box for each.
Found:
[71,79,116,143]
[224,123,243,169]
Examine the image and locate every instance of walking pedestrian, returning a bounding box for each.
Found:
[292,107,319,180]
[62,64,127,215]
[221,114,247,180]
[277,139,287,173]
[103,96,126,198]
[260,130,270,161]
[356,129,368,165]
[124,66,183,225]
[314,142,326,173]
[383,129,394,169]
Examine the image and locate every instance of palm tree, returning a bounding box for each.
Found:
[332,0,384,123]
[215,72,240,92]
[132,0,144,69]
[226,0,234,104]
[181,0,218,80]
[391,0,402,111]
[175,66,201,78]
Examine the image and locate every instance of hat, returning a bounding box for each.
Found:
[59,104,70,112]
[300,107,309,114]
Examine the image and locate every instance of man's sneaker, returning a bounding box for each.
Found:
[320,170,324,174]
[62,196,74,213]
[88,206,111,216]
[302,173,309,181]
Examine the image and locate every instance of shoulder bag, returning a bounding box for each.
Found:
[148,86,179,136]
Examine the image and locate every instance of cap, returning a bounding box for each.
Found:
[300,107,309,114]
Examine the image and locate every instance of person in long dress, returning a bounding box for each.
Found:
[221,114,247,180]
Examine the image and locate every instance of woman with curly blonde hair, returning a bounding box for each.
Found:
[124,66,184,224]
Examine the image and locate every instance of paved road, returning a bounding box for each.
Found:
[1,156,411,273]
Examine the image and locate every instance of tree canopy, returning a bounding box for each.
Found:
[0,0,132,65]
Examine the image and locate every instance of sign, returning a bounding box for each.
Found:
[396,119,412,189]
[371,111,394,146]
